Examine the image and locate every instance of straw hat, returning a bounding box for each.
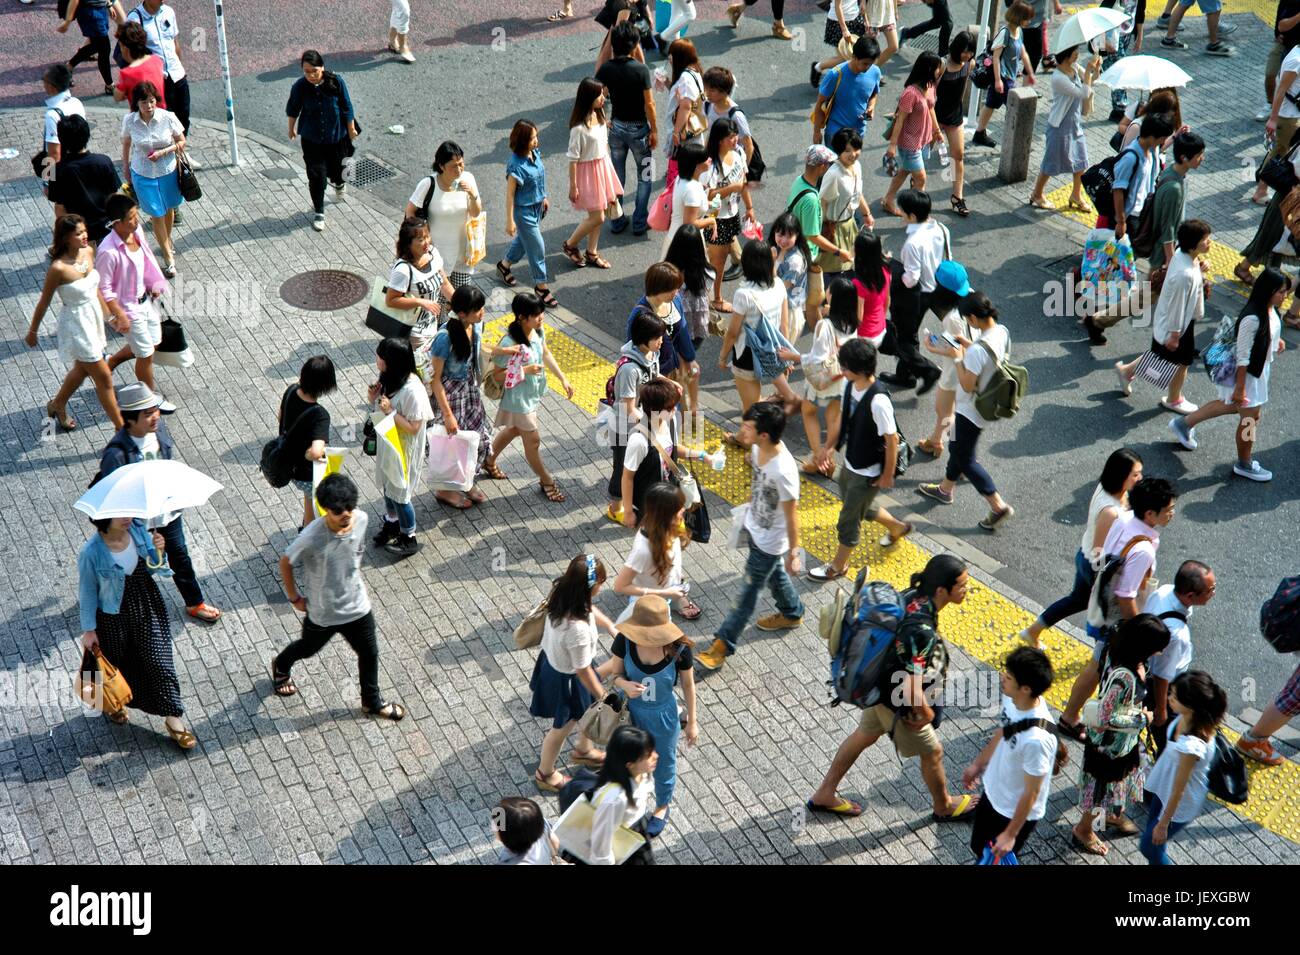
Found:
[617,595,683,648]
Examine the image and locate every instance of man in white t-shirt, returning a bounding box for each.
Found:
[37,64,85,175]
[698,402,804,670]
[1058,477,1178,738]
[1145,560,1215,751]
[963,646,1062,862]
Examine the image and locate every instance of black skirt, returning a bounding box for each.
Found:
[1148,322,1198,366]
[96,563,183,718]
[1082,740,1140,785]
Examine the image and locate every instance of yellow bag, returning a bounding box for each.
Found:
[465,211,487,268]
[312,447,346,517]
[76,645,132,714]
[809,61,846,127]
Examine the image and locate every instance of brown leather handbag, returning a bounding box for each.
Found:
[75,645,132,715]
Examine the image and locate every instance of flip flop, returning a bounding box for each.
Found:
[932,793,980,822]
[186,603,222,623]
[675,598,703,620]
[1107,814,1139,836]
[1056,717,1088,743]
[1071,832,1109,856]
[806,796,863,817]
[547,8,573,21]
[535,769,571,793]
[270,658,297,697]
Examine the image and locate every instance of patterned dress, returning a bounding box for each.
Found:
[1077,664,1146,814]
[96,562,183,718]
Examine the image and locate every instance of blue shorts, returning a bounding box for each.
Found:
[1178,0,1221,11]
[898,147,926,172]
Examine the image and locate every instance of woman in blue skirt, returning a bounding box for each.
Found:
[121,81,185,277]
[598,594,699,837]
[530,555,619,793]
[1029,46,1101,211]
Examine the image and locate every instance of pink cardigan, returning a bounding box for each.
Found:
[96,226,168,305]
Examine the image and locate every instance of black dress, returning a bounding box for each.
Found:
[96,561,183,718]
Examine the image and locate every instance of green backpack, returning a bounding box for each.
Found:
[973,340,1029,421]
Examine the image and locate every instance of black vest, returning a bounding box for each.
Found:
[837,381,890,472]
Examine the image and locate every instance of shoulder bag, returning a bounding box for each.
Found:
[76,645,133,714]
[577,686,631,745]
[513,593,550,650]
[176,150,201,203]
[810,64,845,127]
[481,336,507,400]
[366,263,416,338]
[152,300,194,368]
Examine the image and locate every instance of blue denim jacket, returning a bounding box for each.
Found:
[506,149,547,207]
[77,521,170,631]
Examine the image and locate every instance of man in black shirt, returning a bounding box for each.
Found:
[47,114,121,243]
[596,22,659,236]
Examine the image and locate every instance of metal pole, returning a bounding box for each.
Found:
[967,0,1002,130]
[214,0,240,165]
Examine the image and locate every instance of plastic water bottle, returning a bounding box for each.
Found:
[387,124,405,135]
[937,137,951,167]
[711,448,726,471]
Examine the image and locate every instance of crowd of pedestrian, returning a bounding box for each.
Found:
[20,0,1300,866]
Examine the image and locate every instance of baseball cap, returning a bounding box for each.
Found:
[935,260,971,297]
[805,144,836,166]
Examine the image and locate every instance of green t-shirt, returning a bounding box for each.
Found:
[1147,168,1186,272]
[786,175,822,262]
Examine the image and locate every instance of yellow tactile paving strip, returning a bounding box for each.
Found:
[484,315,1300,844]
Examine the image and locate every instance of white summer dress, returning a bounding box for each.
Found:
[56,268,107,366]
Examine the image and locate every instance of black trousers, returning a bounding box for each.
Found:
[69,36,112,87]
[276,610,381,710]
[901,0,952,55]
[970,796,1038,861]
[1022,24,1046,71]
[157,514,204,608]
[164,75,191,134]
[301,137,348,214]
[886,259,937,380]
[745,0,785,17]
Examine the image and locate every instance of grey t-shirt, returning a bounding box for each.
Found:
[285,512,371,627]
[613,346,659,401]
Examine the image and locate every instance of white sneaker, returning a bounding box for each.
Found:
[1114,361,1133,397]
[185,154,203,170]
[1233,460,1272,481]
[1257,106,1271,122]
[312,213,325,232]
[1216,21,1238,36]
[1160,397,1198,414]
[1168,416,1198,450]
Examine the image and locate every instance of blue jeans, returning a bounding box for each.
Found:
[383,497,416,534]
[1139,793,1188,865]
[608,120,653,232]
[505,201,548,283]
[945,414,997,497]
[715,542,805,653]
[1037,549,1095,630]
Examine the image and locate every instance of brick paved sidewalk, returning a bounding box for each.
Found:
[0,107,1293,864]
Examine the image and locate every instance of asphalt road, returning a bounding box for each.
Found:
[9,0,1299,724]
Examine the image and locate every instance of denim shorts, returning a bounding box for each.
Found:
[898,147,926,172]
[1178,0,1221,11]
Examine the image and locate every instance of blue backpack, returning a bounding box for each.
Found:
[827,571,907,709]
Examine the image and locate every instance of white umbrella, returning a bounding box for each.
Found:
[74,459,223,520]
[1096,54,1193,91]
[1051,7,1130,54]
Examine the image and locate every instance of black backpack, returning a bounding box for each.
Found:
[260,389,324,489]
[1081,154,1120,214]
[727,107,765,182]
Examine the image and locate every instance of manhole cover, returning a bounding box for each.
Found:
[279,270,369,311]
[348,156,399,188]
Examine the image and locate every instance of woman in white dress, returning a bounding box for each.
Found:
[1169,268,1289,483]
[24,214,123,430]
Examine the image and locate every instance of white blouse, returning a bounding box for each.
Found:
[589,778,654,865]
[121,108,184,178]
[566,122,610,163]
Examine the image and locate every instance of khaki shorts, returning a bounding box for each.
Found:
[1268,39,1287,86]
[858,703,941,758]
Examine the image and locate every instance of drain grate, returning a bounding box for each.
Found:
[279,270,369,311]
[347,156,399,188]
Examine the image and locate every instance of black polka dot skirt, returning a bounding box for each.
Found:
[96,563,184,718]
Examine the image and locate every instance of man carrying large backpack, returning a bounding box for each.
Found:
[807,554,980,821]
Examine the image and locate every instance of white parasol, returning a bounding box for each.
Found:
[73,459,223,520]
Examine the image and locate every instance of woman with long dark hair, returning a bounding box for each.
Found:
[287,50,358,233]
[367,337,432,556]
[851,229,889,347]
[588,724,658,864]
[386,216,454,382]
[612,482,699,620]
[429,285,494,509]
[562,78,623,271]
[1072,614,1170,857]
[772,212,809,339]
[703,117,752,311]
[665,223,710,343]
[883,52,943,215]
[488,292,574,502]
[661,142,716,260]
[530,555,618,793]
[1018,448,1143,647]
[1169,267,1289,482]
[936,32,976,216]
[26,214,123,430]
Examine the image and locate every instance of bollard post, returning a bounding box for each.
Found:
[997,86,1038,184]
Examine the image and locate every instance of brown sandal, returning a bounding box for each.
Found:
[540,481,566,503]
[562,241,586,267]
[1234,263,1256,287]
[45,401,76,431]
[481,457,507,480]
[584,251,611,269]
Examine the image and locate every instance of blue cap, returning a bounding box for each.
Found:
[935,260,971,297]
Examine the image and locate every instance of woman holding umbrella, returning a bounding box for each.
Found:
[77,514,197,749]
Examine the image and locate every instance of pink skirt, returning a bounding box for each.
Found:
[571,156,624,212]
